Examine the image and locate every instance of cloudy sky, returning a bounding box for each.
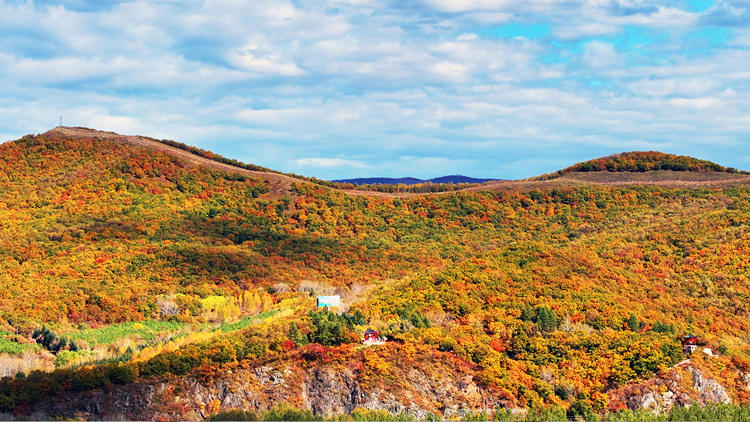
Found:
[2,0,750,180]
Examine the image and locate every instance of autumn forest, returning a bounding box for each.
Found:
[1,127,750,420]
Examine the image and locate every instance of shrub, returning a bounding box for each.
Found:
[568,400,595,421]
[207,409,259,421]
[107,363,139,384]
[555,380,575,400]
[351,408,407,421]
[53,350,78,368]
[263,403,319,421]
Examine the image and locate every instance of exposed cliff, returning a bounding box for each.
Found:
[607,353,739,415]
[14,344,500,421]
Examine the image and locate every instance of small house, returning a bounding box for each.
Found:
[317,295,340,308]
[364,329,378,342]
[682,335,698,354]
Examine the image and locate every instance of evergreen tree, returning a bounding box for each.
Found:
[288,322,307,346]
[627,313,640,331]
[535,306,558,333]
[521,304,535,322]
[307,309,355,346]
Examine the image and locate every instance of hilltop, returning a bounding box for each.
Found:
[559,151,741,175]
[530,151,747,182]
[0,128,749,420]
[37,127,750,194]
[37,126,302,199]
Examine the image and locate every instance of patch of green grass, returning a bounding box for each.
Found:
[0,337,38,354]
[68,320,187,346]
[60,309,280,351]
[217,310,281,332]
[53,349,92,368]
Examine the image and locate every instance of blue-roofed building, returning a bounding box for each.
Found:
[317,295,340,308]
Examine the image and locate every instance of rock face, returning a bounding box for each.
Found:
[28,383,161,421]
[610,362,732,414]
[302,367,363,416]
[20,349,497,421]
[691,368,731,404]
[14,350,744,421]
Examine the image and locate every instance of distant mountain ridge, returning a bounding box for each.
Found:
[26,129,750,192]
[332,175,496,185]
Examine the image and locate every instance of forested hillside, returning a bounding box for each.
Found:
[535,151,747,181]
[1,129,749,420]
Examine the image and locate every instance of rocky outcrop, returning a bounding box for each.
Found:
[741,371,750,390]
[16,350,742,421]
[610,362,732,414]
[691,368,731,404]
[29,382,161,421]
[302,367,363,416]
[17,348,497,421]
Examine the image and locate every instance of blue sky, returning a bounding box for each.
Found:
[2,0,750,180]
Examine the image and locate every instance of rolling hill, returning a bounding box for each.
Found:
[332,176,497,185]
[0,128,750,421]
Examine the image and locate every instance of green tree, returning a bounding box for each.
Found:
[536,306,558,333]
[627,313,641,331]
[288,322,308,346]
[521,305,535,322]
[307,309,356,346]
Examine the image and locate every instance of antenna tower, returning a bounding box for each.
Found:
[59,116,62,127]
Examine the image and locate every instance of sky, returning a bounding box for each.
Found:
[2,0,750,180]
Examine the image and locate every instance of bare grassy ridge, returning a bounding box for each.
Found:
[561,170,750,186]
[43,127,300,199]
[41,127,750,197]
[463,171,750,195]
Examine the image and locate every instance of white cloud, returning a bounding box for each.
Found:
[554,22,621,40]
[626,77,718,97]
[87,114,141,133]
[582,41,622,68]
[430,61,471,80]
[227,47,306,76]
[420,0,520,13]
[1,0,750,180]
[295,158,368,168]
[667,97,721,108]
[463,12,514,24]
